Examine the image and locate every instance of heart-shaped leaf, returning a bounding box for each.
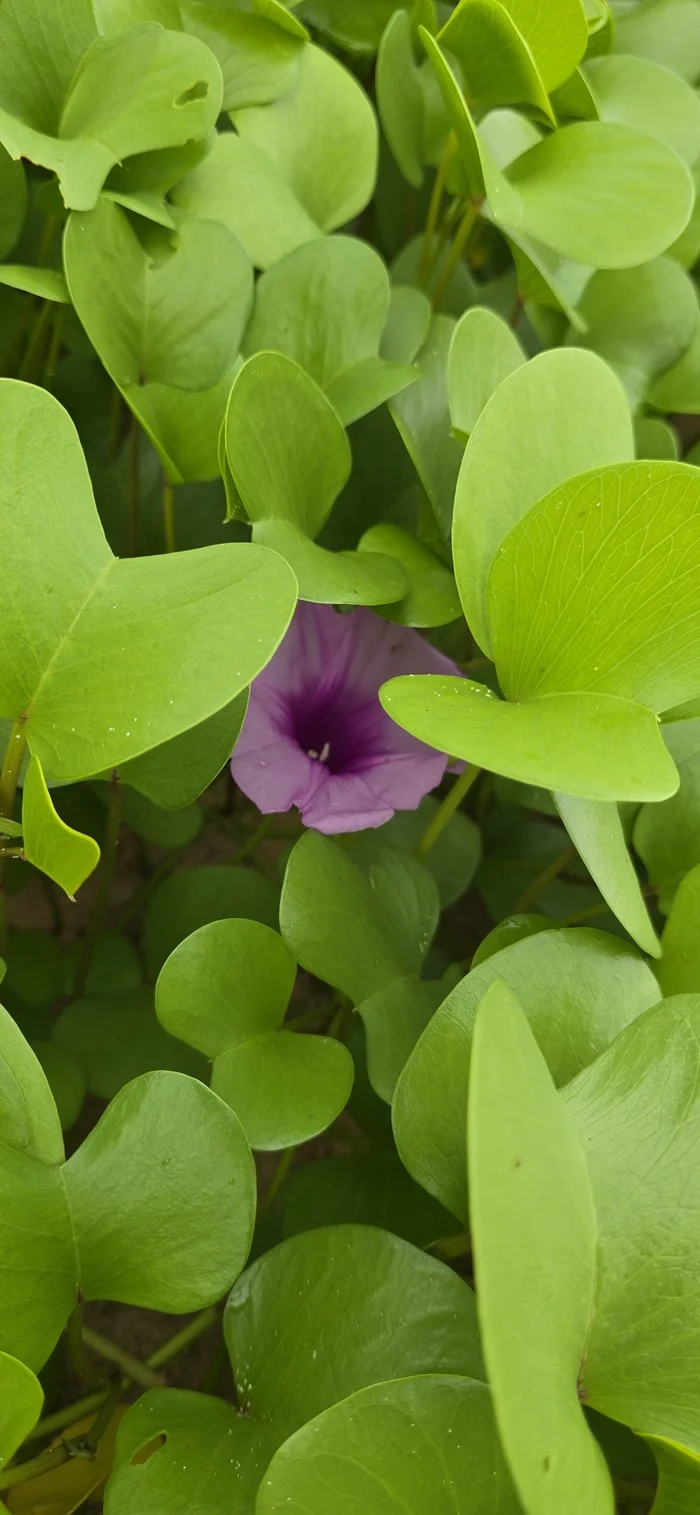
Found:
[280,831,439,1004]
[393,927,661,1220]
[64,196,253,391]
[452,347,634,655]
[226,352,408,604]
[468,980,615,1515]
[585,53,700,167]
[172,45,377,268]
[0,380,296,783]
[357,524,461,627]
[243,235,415,424]
[156,919,354,1148]
[225,1225,483,1436]
[0,1005,255,1371]
[0,14,223,211]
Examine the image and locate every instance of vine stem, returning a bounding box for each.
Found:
[163,479,176,552]
[0,1443,69,1492]
[513,843,578,914]
[432,201,480,312]
[260,1148,296,1218]
[82,1328,164,1389]
[72,772,122,996]
[415,765,481,859]
[0,719,28,953]
[419,132,456,284]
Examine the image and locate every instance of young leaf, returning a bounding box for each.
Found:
[280,832,439,1003]
[225,1225,483,1435]
[226,352,407,605]
[22,754,100,898]
[0,381,297,783]
[64,197,253,391]
[392,929,661,1221]
[447,306,526,440]
[258,1376,522,1515]
[437,0,554,122]
[468,980,614,1515]
[156,919,354,1148]
[452,348,633,655]
[357,524,461,627]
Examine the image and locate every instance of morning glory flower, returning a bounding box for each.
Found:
[231,602,461,834]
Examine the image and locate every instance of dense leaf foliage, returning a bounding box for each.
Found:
[1,2,700,1513]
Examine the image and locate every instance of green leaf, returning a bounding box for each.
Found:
[376,10,429,188]
[298,0,409,54]
[635,415,680,461]
[358,524,461,626]
[471,914,553,967]
[156,919,353,1148]
[172,46,377,268]
[569,259,698,408]
[452,348,633,655]
[381,679,678,802]
[503,122,694,268]
[437,1,554,121]
[105,1389,281,1515]
[22,754,100,898]
[124,366,239,485]
[178,0,307,113]
[0,264,69,301]
[655,863,700,994]
[634,752,700,911]
[280,832,439,1003]
[0,1352,43,1469]
[611,0,700,84]
[390,314,465,539]
[349,795,481,909]
[117,786,202,850]
[64,197,253,391]
[648,320,700,414]
[585,52,700,166]
[468,981,614,1515]
[488,461,700,713]
[0,22,223,211]
[392,928,661,1221]
[225,1225,483,1436]
[649,1439,700,1515]
[0,381,296,783]
[0,1002,64,1164]
[226,352,408,604]
[258,1376,522,1515]
[565,996,700,1449]
[281,1151,455,1249]
[53,987,206,1100]
[0,144,27,259]
[243,235,415,424]
[553,793,660,957]
[448,306,525,440]
[357,973,443,1101]
[0,1019,255,1369]
[143,865,280,980]
[63,1071,256,1314]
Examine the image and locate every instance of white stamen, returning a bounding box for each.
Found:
[308,741,331,763]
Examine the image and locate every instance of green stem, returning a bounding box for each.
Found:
[147,1306,219,1369]
[230,815,273,864]
[18,299,53,383]
[82,1328,164,1390]
[0,1442,70,1492]
[108,387,123,464]
[117,848,185,928]
[43,303,65,384]
[557,901,609,928]
[0,718,27,818]
[415,766,482,859]
[26,1389,112,1444]
[163,479,176,553]
[419,132,456,284]
[130,416,141,556]
[514,844,578,914]
[432,201,480,312]
[72,773,121,997]
[260,1148,296,1218]
[67,1303,103,1389]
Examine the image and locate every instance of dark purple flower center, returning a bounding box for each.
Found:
[286,686,385,776]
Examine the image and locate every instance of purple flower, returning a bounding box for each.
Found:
[231,603,461,834]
